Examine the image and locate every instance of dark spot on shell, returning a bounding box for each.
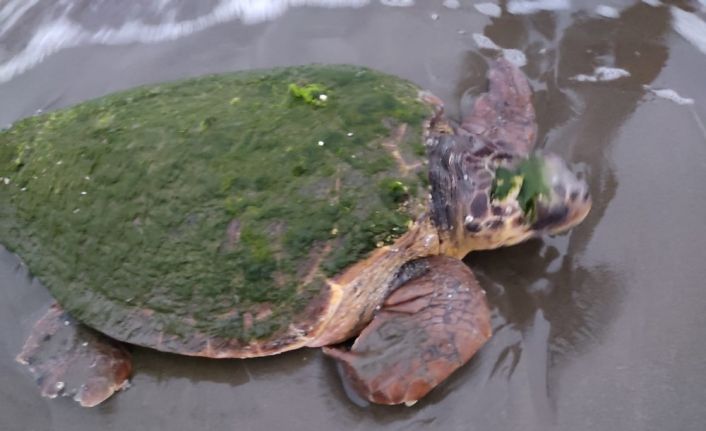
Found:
[583,191,590,202]
[492,206,504,216]
[570,191,579,202]
[465,222,481,233]
[470,194,488,218]
[514,216,525,227]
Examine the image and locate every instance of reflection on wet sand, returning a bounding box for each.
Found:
[462,0,672,420]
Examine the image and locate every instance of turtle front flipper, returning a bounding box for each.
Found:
[16,304,132,407]
[461,58,537,157]
[323,256,491,405]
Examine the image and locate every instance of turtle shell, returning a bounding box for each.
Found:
[0,65,434,356]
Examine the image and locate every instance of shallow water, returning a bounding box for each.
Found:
[2,1,706,430]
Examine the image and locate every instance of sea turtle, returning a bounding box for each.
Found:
[0,59,590,407]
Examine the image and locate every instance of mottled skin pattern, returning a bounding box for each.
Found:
[16,304,131,407]
[17,59,591,407]
[426,59,590,258]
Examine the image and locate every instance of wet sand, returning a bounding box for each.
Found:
[2,1,706,430]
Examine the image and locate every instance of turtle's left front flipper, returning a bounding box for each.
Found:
[16,304,132,407]
[323,256,491,405]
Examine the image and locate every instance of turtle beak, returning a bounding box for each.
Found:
[531,154,591,234]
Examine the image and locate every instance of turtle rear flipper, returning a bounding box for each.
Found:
[323,256,491,405]
[16,304,132,407]
[461,58,537,157]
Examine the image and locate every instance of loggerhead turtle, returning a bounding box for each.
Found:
[0,59,590,407]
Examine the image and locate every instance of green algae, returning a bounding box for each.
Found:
[288,83,328,107]
[0,65,432,345]
[491,156,550,219]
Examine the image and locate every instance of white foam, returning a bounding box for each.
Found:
[472,33,527,67]
[472,33,501,50]
[474,2,502,17]
[379,0,413,6]
[0,18,86,84]
[0,0,42,37]
[595,5,619,19]
[0,0,371,84]
[571,66,630,82]
[507,0,570,15]
[501,49,527,67]
[672,7,706,56]
[644,86,695,105]
[642,0,662,6]
[443,0,460,9]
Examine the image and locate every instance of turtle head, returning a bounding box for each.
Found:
[460,153,591,252]
[429,132,590,257]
